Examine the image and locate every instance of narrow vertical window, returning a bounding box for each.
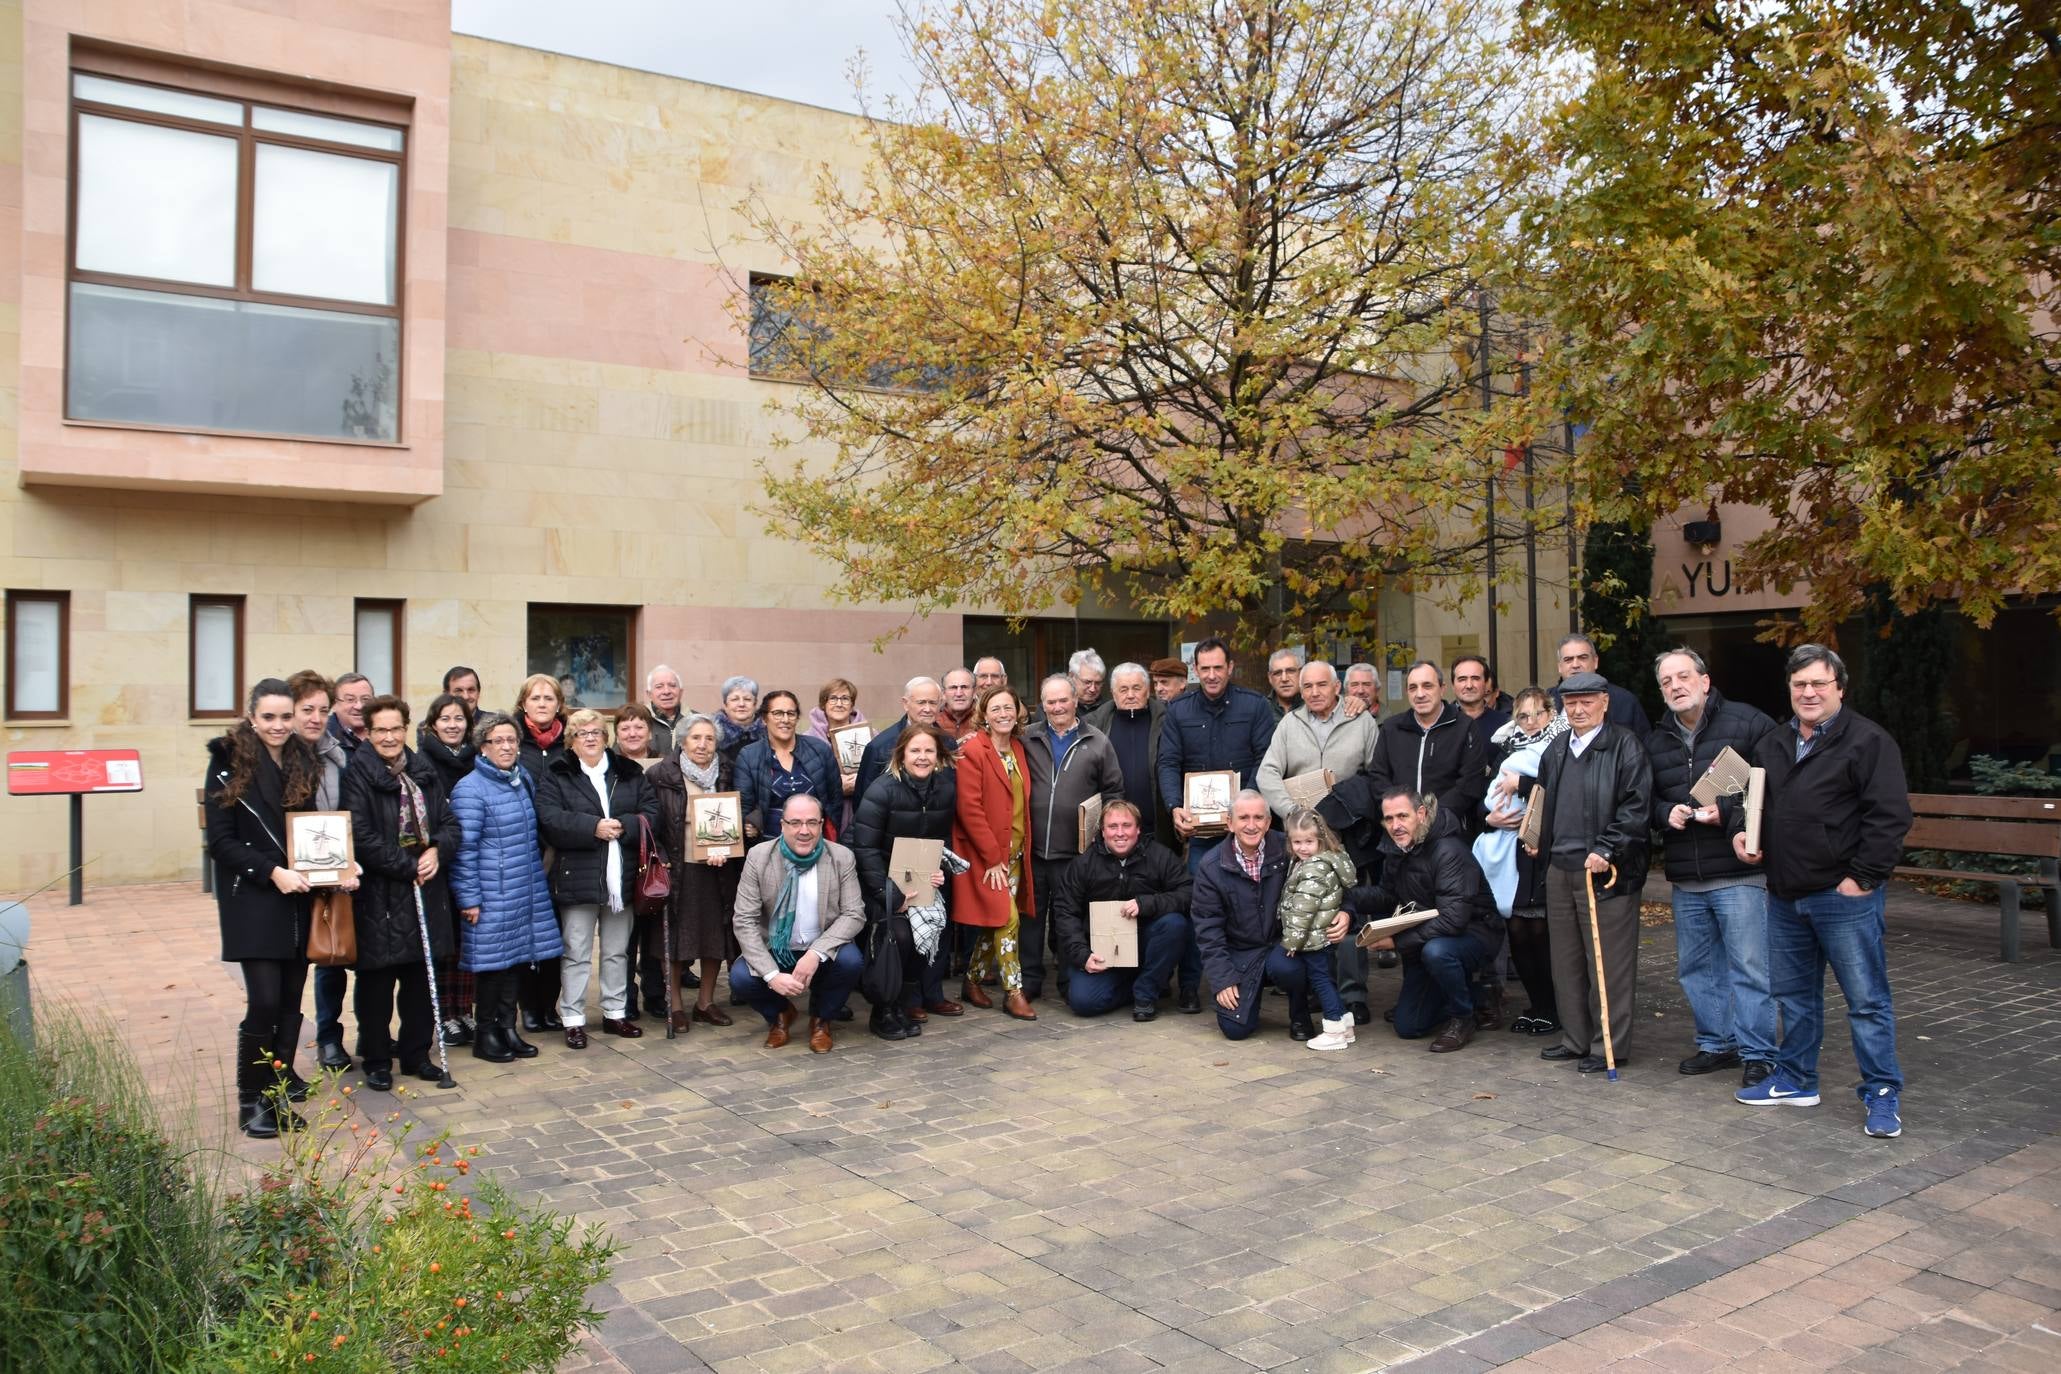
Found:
[189,595,245,718]
[5,591,70,719]
[354,599,403,696]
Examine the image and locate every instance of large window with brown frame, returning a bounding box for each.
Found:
[66,68,407,443]
[189,595,246,720]
[5,591,71,721]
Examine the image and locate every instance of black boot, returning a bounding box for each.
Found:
[272,1011,310,1101]
[500,974,538,1058]
[239,1096,279,1139]
[869,1005,911,1041]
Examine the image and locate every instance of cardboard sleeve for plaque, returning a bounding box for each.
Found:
[1356,908,1437,949]
[887,836,945,904]
[1743,767,1767,854]
[1183,770,1239,833]
[1516,784,1544,850]
[1089,901,1138,967]
[1690,746,1754,809]
[1282,769,1335,809]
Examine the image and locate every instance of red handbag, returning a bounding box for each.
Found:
[633,823,672,918]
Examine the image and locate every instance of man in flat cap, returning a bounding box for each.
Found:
[1524,670,1654,1072]
[1150,657,1190,704]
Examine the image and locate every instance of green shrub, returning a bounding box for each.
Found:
[193,1095,616,1372]
[0,1011,233,1373]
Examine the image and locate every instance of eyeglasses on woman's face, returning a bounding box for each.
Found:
[766,709,800,721]
[572,728,607,741]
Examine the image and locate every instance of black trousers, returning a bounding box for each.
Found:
[520,958,561,1019]
[1507,911,1558,1023]
[1026,854,1077,998]
[354,962,434,1070]
[236,957,309,1100]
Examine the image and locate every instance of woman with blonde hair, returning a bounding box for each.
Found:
[511,672,570,1029]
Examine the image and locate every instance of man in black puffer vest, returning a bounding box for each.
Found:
[1648,649,1780,1088]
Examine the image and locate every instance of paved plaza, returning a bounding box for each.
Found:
[20,879,2061,1373]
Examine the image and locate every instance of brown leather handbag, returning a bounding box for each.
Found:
[306,889,357,966]
[633,824,673,918]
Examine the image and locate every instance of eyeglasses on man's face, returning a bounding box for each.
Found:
[781,817,823,830]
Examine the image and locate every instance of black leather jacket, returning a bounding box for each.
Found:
[1531,721,1654,897]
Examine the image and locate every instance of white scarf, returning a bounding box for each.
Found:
[581,755,624,912]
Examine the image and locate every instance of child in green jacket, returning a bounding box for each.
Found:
[1280,808,1357,1051]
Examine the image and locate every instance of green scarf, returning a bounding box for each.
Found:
[765,836,828,971]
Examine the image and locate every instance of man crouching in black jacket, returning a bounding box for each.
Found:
[1051,801,1193,1021]
[1344,787,1505,1053]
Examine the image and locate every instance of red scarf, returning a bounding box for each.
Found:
[523,715,565,751]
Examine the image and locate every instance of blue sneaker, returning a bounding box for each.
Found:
[1863,1086,1902,1138]
[1736,1071,1820,1107]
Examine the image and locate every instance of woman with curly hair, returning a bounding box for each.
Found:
[206,677,350,1138]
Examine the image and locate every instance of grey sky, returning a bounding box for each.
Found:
[450,0,921,115]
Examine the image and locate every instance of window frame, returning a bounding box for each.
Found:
[188,594,247,721]
[64,59,410,445]
[525,603,641,712]
[354,598,405,697]
[5,590,71,721]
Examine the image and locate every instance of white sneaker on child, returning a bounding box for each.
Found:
[1308,1016,1353,1051]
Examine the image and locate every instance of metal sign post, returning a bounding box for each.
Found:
[6,749,146,906]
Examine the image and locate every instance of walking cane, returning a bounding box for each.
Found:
[413,883,458,1089]
[1584,862,1620,1082]
[662,887,677,1041]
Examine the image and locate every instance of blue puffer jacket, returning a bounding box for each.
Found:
[448,753,564,974]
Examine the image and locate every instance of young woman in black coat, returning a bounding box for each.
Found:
[344,696,462,1090]
[534,708,662,1047]
[847,723,960,1040]
[415,690,477,1046]
[205,677,344,1138]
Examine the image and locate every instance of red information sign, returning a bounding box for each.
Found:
[6,749,145,796]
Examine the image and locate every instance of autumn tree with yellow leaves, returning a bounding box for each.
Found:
[742,0,1547,650]
[1523,1,2061,639]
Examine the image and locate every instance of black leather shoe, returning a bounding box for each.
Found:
[870,1007,910,1041]
[1577,1054,1626,1073]
[834,1005,854,1021]
[472,1028,514,1064]
[1177,990,1202,1015]
[1679,1048,1741,1076]
[1348,1003,1371,1026]
[1540,1044,1582,1061]
[317,1041,352,1072]
[898,1010,921,1037]
[282,1069,311,1103]
[1375,949,1399,969]
[1133,1002,1157,1022]
[1429,1018,1475,1053]
[1289,1018,1314,1042]
[1382,1006,1397,1023]
[403,1061,444,1082]
[680,968,702,989]
[1741,1060,1775,1088]
[364,1066,394,1091]
[521,1010,564,1033]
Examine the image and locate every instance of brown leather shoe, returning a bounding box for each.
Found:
[764,1004,797,1049]
[905,1004,928,1023]
[925,999,964,1017]
[601,1017,643,1039]
[1003,990,1037,1021]
[808,1017,834,1053]
[960,979,994,1010]
[1429,1018,1475,1053]
[564,1026,589,1050]
[668,1010,692,1034]
[692,1004,732,1027]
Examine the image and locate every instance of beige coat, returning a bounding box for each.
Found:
[1256,705,1381,818]
[731,839,866,979]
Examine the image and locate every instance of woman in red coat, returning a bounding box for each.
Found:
[951,685,1037,1020]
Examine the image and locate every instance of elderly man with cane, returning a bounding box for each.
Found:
[1523,671,1653,1074]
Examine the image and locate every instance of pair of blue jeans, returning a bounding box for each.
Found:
[1392,935,1491,1039]
[1065,914,1191,1016]
[1673,883,1776,1060]
[729,943,865,1025]
[1215,945,1308,1040]
[1768,886,1901,1097]
[1292,946,1345,1021]
[313,964,348,1047]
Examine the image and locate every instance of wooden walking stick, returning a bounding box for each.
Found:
[1584,862,1620,1081]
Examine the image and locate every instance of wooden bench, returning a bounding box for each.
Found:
[1894,793,2061,962]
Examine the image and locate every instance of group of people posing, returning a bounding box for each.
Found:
[207,632,1912,1143]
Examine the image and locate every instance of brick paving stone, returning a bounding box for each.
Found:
[21,880,2061,1370]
